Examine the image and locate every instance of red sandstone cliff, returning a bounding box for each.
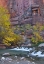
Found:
[0,0,7,8]
[0,0,44,25]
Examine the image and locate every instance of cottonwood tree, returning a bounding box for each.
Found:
[0,7,23,46]
[31,23,44,45]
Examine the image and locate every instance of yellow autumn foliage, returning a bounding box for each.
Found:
[0,6,23,46]
[31,22,44,45]
[3,34,23,46]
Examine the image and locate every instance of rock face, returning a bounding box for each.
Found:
[0,0,8,8]
[0,0,44,25]
[0,44,6,49]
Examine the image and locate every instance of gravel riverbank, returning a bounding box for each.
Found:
[0,60,36,64]
[0,56,36,64]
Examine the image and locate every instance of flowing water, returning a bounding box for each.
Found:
[0,49,44,64]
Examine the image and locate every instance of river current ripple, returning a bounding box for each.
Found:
[0,49,44,64]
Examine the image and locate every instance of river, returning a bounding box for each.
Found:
[0,49,44,64]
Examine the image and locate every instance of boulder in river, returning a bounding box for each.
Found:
[2,53,11,56]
